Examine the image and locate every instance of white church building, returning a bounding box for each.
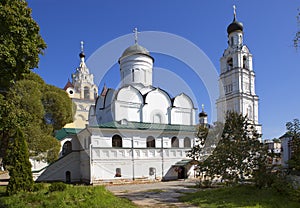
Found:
[35,10,261,184]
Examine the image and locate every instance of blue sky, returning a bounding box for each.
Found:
[27,0,300,139]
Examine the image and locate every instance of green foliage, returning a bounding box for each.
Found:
[286,119,300,172]
[187,122,223,162]
[0,0,46,92]
[32,183,46,192]
[48,182,67,192]
[0,73,73,163]
[190,112,266,184]
[4,129,34,195]
[294,8,300,49]
[180,184,300,208]
[0,184,137,208]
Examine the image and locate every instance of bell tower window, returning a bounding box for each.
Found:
[132,69,135,82]
[243,56,247,69]
[84,87,90,99]
[94,88,97,100]
[227,57,233,71]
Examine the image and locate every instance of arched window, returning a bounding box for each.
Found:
[62,141,72,156]
[84,86,90,99]
[184,137,191,148]
[227,57,233,70]
[112,135,122,147]
[94,88,97,100]
[147,136,155,148]
[66,171,71,183]
[243,56,247,69]
[115,168,121,177]
[153,114,162,123]
[149,167,156,176]
[132,69,135,82]
[247,105,253,119]
[171,136,179,148]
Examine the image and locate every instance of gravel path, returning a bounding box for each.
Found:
[106,179,199,208]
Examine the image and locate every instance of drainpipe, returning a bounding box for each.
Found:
[89,143,93,185]
[161,137,164,180]
[131,137,135,180]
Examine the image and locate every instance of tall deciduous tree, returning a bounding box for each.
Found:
[4,128,34,195]
[0,0,46,92]
[189,112,265,184]
[294,8,300,49]
[1,73,73,163]
[286,119,300,172]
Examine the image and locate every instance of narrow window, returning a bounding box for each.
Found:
[243,56,247,69]
[184,137,191,148]
[115,168,121,177]
[132,69,135,82]
[112,135,122,147]
[66,171,71,183]
[84,86,90,99]
[171,136,179,148]
[227,57,233,70]
[149,167,156,176]
[62,141,72,156]
[147,136,155,148]
[94,88,97,99]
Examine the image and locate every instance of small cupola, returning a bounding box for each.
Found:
[119,28,154,87]
[227,5,243,35]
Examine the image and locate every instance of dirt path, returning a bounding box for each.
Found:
[106,179,199,208]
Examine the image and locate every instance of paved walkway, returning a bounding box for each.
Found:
[106,179,199,208]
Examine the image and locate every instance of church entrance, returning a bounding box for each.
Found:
[177,166,186,179]
[66,171,71,183]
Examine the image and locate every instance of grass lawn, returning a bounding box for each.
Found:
[0,184,137,208]
[180,184,300,208]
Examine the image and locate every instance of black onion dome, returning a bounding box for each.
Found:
[199,111,207,117]
[227,17,243,34]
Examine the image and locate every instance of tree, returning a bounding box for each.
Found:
[294,8,300,49]
[0,73,73,163]
[4,128,34,195]
[189,112,266,184]
[0,0,46,92]
[286,119,300,172]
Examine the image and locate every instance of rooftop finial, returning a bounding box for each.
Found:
[233,5,237,20]
[133,27,139,44]
[80,41,84,53]
[202,104,205,112]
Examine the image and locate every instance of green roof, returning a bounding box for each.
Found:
[174,159,193,166]
[91,121,197,132]
[55,128,83,140]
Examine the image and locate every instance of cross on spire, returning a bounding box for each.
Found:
[233,5,237,19]
[133,27,139,44]
[80,41,84,52]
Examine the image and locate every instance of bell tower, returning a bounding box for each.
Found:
[216,6,261,134]
[64,41,98,128]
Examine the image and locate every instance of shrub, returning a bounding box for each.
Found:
[33,183,46,192]
[48,182,67,192]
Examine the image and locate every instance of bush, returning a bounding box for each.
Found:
[33,183,46,192]
[271,176,292,195]
[48,182,67,192]
[196,179,212,188]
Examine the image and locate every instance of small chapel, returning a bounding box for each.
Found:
[34,8,261,183]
